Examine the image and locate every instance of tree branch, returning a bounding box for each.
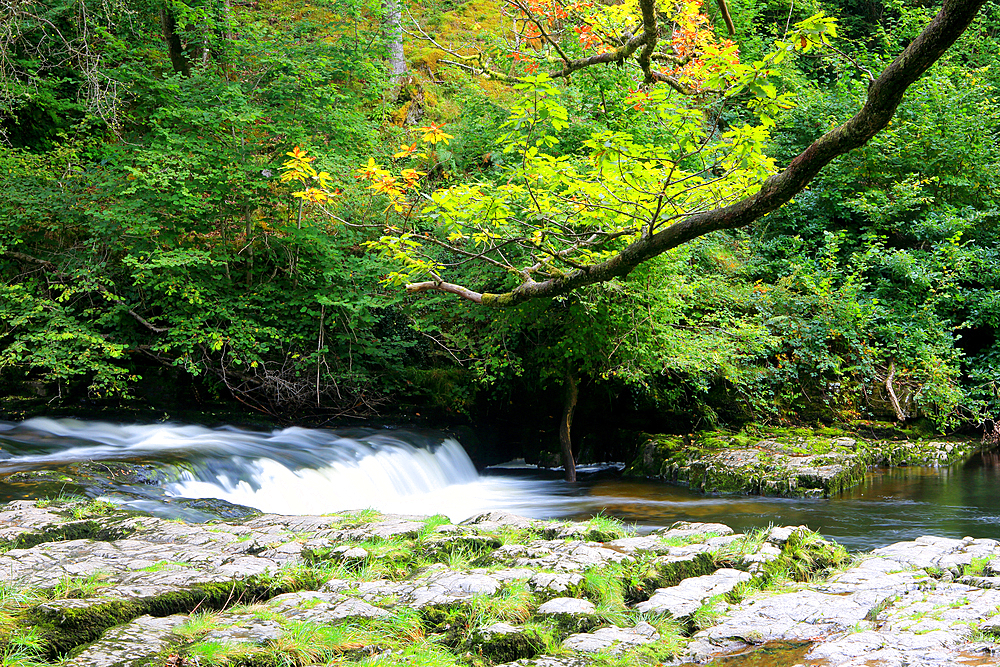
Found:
[1,249,170,332]
[406,280,485,303]
[407,0,986,307]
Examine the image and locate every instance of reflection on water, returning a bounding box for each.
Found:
[543,457,1000,551]
[0,418,997,551]
[677,642,817,667]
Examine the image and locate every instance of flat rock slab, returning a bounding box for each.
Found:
[656,522,734,540]
[690,448,866,496]
[461,512,552,535]
[635,568,751,617]
[562,622,659,653]
[497,658,592,667]
[879,581,1000,637]
[873,535,1000,573]
[536,596,599,631]
[529,572,585,599]
[203,619,283,646]
[0,501,107,546]
[690,588,871,657]
[323,568,501,608]
[266,590,389,621]
[537,597,596,615]
[806,628,999,667]
[0,533,282,598]
[493,540,633,571]
[816,556,931,606]
[63,614,188,667]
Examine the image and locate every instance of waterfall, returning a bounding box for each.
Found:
[0,418,551,520]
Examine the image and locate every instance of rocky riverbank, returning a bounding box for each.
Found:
[0,499,998,666]
[624,429,984,497]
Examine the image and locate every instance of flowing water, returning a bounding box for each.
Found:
[0,418,997,552]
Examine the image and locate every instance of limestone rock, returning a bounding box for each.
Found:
[657,522,734,541]
[266,590,388,621]
[63,614,188,667]
[635,568,751,618]
[537,597,596,615]
[693,589,870,652]
[529,571,584,599]
[873,535,1000,574]
[816,556,930,607]
[461,511,545,534]
[536,597,598,631]
[203,619,282,645]
[496,657,592,667]
[766,525,807,546]
[562,622,659,653]
[492,539,633,571]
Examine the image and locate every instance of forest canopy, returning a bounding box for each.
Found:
[1,0,999,445]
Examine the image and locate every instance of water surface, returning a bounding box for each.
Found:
[0,418,995,551]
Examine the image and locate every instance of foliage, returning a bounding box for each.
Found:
[0,0,998,435]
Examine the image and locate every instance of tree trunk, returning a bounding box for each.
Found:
[160,6,190,76]
[559,373,579,483]
[383,0,407,97]
[885,359,907,422]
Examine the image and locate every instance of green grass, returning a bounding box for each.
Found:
[419,514,453,538]
[49,572,111,599]
[35,492,87,508]
[584,513,633,542]
[174,611,223,640]
[583,564,629,623]
[963,556,992,577]
[0,626,47,667]
[469,581,534,626]
[181,607,432,665]
[658,532,723,548]
[691,595,726,631]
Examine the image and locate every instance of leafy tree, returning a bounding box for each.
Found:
[281,0,987,470]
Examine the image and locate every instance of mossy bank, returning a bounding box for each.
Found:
[624,425,986,497]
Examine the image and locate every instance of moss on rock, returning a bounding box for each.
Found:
[625,426,982,497]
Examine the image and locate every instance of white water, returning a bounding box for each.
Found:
[0,418,561,522]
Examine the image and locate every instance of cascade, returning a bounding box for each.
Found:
[0,418,553,520]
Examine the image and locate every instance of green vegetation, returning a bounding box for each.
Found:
[0,0,996,470]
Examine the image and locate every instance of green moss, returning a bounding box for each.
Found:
[21,565,328,658]
[625,423,982,498]
[467,624,544,663]
[638,552,715,592]
[582,513,633,542]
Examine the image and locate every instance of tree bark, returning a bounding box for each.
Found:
[716,0,736,35]
[160,6,190,76]
[406,0,988,308]
[383,0,407,97]
[559,373,579,483]
[885,360,907,422]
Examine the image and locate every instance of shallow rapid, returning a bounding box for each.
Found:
[0,418,997,551]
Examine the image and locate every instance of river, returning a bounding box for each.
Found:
[0,418,996,552]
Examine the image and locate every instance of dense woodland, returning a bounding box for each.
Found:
[1,0,999,453]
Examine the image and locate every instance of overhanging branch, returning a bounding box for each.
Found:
[408,0,987,307]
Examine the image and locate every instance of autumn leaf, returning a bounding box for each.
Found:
[417,122,454,145]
